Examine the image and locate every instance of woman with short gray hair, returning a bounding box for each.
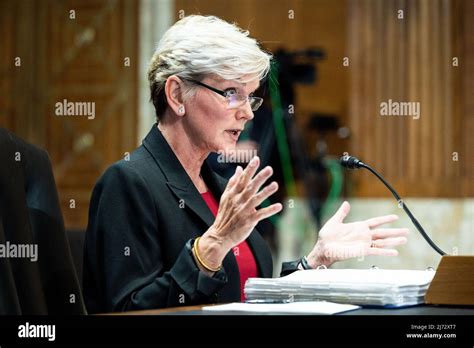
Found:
[83,15,408,313]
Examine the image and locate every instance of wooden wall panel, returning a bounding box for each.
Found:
[463,0,474,194]
[0,0,15,130]
[347,0,471,197]
[0,0,139,229]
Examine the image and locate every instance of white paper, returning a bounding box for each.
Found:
[202,301,360,314]
[244,269,436,307]
[282,269,435,287]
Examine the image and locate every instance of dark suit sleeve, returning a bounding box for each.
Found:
[83,163,227,313]
[280,259,301,277]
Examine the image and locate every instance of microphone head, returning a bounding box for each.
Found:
[340,155,364,169]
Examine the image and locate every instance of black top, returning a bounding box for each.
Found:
[83,125,299,313]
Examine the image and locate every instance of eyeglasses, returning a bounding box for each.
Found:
[186,79,264,112]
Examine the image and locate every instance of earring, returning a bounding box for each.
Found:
[178,105,185,114]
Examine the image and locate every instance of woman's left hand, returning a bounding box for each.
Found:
[306,201,409,268]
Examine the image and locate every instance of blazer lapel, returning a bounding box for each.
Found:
[142,125,272,279]
[142,125,215,228]
[165,182,216,228]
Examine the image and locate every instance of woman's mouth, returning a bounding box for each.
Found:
[225,129,241,141]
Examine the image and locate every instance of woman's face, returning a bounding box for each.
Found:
[182,74,259,154]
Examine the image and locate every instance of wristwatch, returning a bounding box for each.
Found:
[300,256,313,270]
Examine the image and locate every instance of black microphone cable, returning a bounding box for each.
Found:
[340,155,447,256]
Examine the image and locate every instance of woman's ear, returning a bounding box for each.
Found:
[164,76,186,116]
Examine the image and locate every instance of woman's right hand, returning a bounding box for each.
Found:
[197,156,282,271]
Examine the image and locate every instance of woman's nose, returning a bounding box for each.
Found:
[236,100,254,120]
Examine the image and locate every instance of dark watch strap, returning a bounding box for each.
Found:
[300,256,312,270]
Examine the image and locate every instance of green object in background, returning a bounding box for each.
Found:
[267,63,344,227]
[259,63,298,227]
[321,157,344,221]
[264,63,344,228]
[239,119,252,141]
[268,62,297,197]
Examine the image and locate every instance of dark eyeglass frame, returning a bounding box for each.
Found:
[185,79,264,111]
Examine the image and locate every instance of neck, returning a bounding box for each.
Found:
[157,120,209,191]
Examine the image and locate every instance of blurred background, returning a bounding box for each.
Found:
[1,0,473,279]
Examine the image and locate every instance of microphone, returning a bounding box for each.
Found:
[340,155,365,169]
[340,155,446,256]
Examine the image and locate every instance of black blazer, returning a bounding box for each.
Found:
[0,128,85,315]
[83,125,297,313]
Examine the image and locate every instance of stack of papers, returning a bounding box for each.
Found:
[244,269,436,307]
[202,301,360,314]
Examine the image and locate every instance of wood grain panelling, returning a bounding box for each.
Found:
[463,0,474,194]
[347,0,471,197]
[0,0,14,130]
[0,0,138,229]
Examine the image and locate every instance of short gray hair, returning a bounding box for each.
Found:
[147,15,272,120]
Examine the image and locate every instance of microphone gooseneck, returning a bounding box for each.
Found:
[340,155,446,256]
